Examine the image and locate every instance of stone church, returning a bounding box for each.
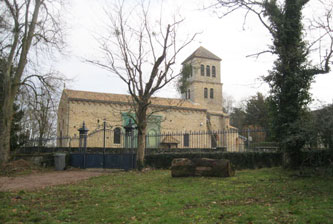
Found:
[57,47,242,150]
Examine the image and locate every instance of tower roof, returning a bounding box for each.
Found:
[182,46,222,64]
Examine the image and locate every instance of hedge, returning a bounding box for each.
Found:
[300,150,333,167]
[145,152,283,170]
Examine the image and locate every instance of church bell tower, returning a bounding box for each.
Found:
[181,46,223,112]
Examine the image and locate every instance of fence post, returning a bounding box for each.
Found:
[247,128,250,150]
[103,120,106,169]
[79,121,89,168]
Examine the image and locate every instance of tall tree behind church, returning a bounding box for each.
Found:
[88,0,196,170]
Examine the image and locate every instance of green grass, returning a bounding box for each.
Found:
[1,168,333,223]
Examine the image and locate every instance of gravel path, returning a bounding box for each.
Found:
[0,169,115,192]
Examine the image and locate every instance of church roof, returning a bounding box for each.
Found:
[63,89,206,111]
[182,46,222,64]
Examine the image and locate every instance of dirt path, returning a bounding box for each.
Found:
[0,170,114,192]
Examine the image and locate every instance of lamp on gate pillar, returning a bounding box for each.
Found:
[78,121,89,150]
[124,120,136,149]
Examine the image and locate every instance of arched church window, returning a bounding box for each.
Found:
[204,88,208,98]
[187,89,191,99]
[184,133,189,147]
[200,65,204,76]
[147,129,158,148]
[206,65,210,76]
[210,88,214,99]
[212,66,216,77]
[114,128,121,144]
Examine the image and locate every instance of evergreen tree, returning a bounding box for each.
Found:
[10,102,28,151]
[213,0,332,168]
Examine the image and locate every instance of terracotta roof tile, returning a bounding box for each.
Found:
[63,89,206,111]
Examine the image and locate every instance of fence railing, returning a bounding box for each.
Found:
[22,129,280,152]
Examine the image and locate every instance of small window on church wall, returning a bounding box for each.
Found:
[204,88,208,98]
[187,89,191,99]
[184,133,189,147]
[212,66,216,77]
[206,65,210,76]
[200,65,204,76]
[210,88,214,99]
[114,128,121,144]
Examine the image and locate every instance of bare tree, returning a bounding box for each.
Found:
[89,1,196,169]
[222,92,235,114]
[0,0,64,165]
[18,72,65,146]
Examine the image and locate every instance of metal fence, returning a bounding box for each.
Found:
[23,128,279,152]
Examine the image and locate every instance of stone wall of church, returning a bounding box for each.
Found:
[155,108,207,133]
[67,101,129,137]
[190,81,223,111]
[60,100,209,138]
[57,98,241,150]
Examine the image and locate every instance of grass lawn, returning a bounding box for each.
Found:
[1,167,332,223]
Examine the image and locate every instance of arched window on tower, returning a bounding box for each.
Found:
[204,88,208,98]
[210,88,214,99]
[200,65,204,76]
[212,66,216,77]
[206,65,210,77]
[187,89,191,99]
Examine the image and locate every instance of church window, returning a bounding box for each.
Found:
[206,65,210,76]
[184,133,189,147]
[212,66,216,77]
[211,134,217,148]
[200,65,204,76]
[204,88,208,98]
[114,128,121,144]
[210,88,214,99]
[147,129,158,148]
[187,89,191,99]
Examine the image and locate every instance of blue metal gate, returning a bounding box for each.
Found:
[70,153,136,170]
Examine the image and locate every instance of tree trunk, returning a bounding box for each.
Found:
[283,148,302,169]
[136,103,148,171]
[171,158,235,177]
[136,127,146,170]
[0,94,15,166]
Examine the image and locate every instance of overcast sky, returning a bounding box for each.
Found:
[55,0,333,109]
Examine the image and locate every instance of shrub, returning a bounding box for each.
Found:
[145,152,283,170]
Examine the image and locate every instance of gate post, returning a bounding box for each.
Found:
[124,120,137,169]
[79,122,89,168]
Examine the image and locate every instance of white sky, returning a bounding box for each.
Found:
[55,0,333,109]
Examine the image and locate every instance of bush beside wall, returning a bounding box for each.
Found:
[145,152,283,170]
[301,150,333,167]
